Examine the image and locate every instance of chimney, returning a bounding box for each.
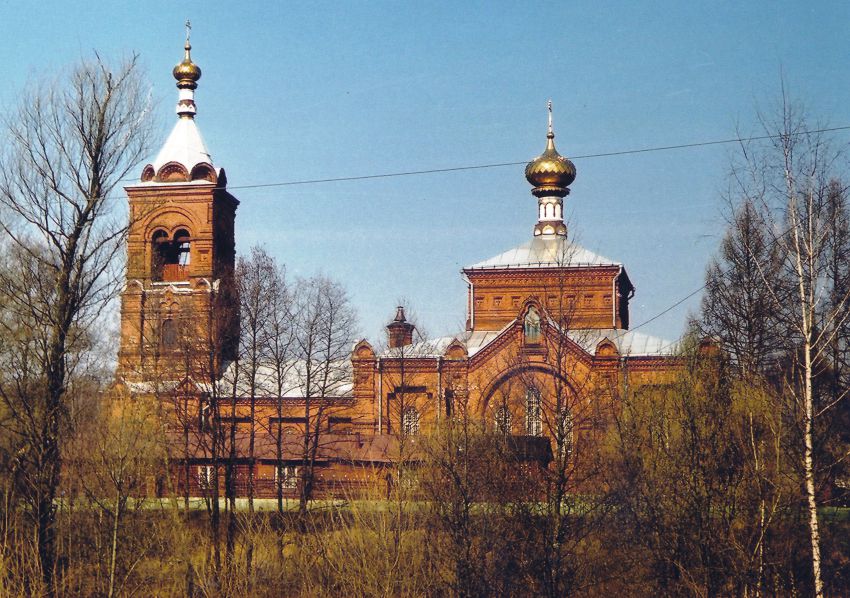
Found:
[386,306,415,348]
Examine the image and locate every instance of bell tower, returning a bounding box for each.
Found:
[117,29,239,384]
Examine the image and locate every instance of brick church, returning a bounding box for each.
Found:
[116,39,681,499]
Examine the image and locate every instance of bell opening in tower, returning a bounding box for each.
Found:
[151,228,191,282]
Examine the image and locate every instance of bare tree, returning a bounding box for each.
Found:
[514,238,609,598]
[198,280,238,582]
[264,262,296,522]
[420,380,539,598]
[226,245,282,581]
[69,389,164,598]
[0,54,151,594]
[292,275,357,515]
[731,92,850,597]
[142,271,236,584]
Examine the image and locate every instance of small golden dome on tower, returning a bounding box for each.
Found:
[173,36,201,90]
[524,134,576,188]
[525,101,576,191]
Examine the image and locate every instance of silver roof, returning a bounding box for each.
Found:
[465,324,512,356]
[465,236,619,271]
[379,322,677,361]
[379,336,457,358]
[566,328,678,357]
[126,360,353,398]
[465,322,676,358]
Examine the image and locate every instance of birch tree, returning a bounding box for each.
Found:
[732,94,850,597]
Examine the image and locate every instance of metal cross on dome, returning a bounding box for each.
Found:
[185,20,191,43]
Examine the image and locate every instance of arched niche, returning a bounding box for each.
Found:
[523,305,542,344]
[190,163,217,183]
[141,164,155,182]
[352,340,376,360]
[595,339,619,358]
[156,162,190,182]
[443,339,467,360]
[480,363,576,419]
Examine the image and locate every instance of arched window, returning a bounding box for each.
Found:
[558,406,574,458]
[151,229,191,281]
[174,229,191,266]
[525,388,542,436]
[402,406,420,436]
[161,318,178,349]
[197,465,215,490]
[151,230,168,281]
[524,307,541,343]
[494,405,512,436]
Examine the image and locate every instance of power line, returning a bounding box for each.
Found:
[109,125,844,345]
[221,125,850,191]
[626,286,705,336]
[116,124,850,191]
[621,223,797,348]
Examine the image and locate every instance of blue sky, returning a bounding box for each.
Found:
[2,2,848,344]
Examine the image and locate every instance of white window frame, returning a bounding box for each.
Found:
[525,388,542,436]
[197,465,215,490]
[557,406,574,458]
[199,403,211,432]
[494,405,512,435]
[275,465,298,490]
[177,239,191,265]
[402,406,420,436]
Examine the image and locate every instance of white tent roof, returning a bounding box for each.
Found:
[465,236,619,270]
[151,116,214,174]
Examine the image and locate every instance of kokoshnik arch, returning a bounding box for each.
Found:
[116,37,683,498]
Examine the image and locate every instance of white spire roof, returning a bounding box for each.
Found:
[137,35,223,185]
[151,31,212,175]
[151,116,213,174]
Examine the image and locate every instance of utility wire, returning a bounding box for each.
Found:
[116,125,850,190]
[221,125,850,191]
[111,125,845,345]
[626,287,706,337]
[621,224,798,349]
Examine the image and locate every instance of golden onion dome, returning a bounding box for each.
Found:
[525,131,576,189]
[173,40,201,89]
[525,102,576,191]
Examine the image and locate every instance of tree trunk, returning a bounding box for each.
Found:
[246,385,256,582]
[276,387,285,562]
[38,341,65,597]
[107,490,122,598]
[225,374,237,570]
[803,339,823,597]
[183,394,191,510]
